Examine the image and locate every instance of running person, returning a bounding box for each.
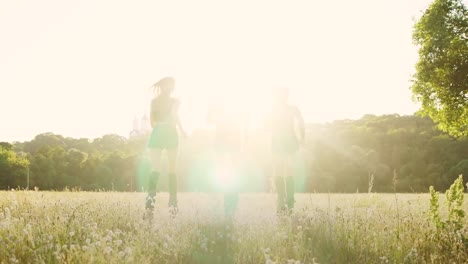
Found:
[207,102,246,218]
[266,87,305,214]
[145,77,186,218]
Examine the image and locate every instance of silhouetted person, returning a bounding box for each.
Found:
[145,77,186,218]
[266,87,304,214]
[207,100,246,218]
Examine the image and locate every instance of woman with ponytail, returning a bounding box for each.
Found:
[145,77,186,218]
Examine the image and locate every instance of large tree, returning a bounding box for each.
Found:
[0,145,29,189]
[411,0,468,137]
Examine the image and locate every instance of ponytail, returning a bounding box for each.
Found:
[149,77,174,96]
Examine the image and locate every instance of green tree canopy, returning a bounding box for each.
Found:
[412,0,468,137]
[0,145,29,189]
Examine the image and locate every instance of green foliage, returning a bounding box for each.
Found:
[2,115,468,192]
[427,175,466,259]
[411,0,468,137]
[429,175,465,235]
[445,175,465,229]
[307,115,467,192]
[429,186,444,230]
[0,145,29,189]
[0,142,13,150]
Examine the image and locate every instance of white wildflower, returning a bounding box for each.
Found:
[125,247,133,255]
[379,256,389,263]
[104,246,112,254]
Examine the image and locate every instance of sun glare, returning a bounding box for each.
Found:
[213,159,240,191]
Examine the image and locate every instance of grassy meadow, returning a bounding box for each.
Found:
[0,191,467,264]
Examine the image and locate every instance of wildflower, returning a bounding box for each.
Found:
[379,256,389,263]
[124,247,133,255]
[104,246,112,254]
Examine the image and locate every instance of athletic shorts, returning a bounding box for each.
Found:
[148,124,179,149]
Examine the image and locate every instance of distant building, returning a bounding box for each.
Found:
[129,114,151,138]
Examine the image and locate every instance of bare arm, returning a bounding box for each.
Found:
[294,106,305,143]
[176,115,186,137]
[174,100,187,137]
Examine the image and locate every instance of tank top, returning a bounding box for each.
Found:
[151,97,179,125]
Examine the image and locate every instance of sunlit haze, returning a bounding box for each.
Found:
[0,0,441,142]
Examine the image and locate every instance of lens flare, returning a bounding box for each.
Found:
[213,160,240,192]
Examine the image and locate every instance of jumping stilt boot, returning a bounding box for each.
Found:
[286,176,295,213]
[224,192,239,219]
[144,171,159,220]
[168,173,178,217]
[275,176,287,214]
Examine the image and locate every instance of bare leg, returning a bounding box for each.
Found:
[167,149,178,210]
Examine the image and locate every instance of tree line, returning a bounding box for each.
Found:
[1,114,466,193]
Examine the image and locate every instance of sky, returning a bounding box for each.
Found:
[0,0,441,142]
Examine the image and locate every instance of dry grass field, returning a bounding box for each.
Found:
[0,191,467,264]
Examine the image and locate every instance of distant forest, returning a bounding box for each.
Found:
[1,114,467,193]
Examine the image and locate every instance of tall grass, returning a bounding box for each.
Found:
[0,189,467,263]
